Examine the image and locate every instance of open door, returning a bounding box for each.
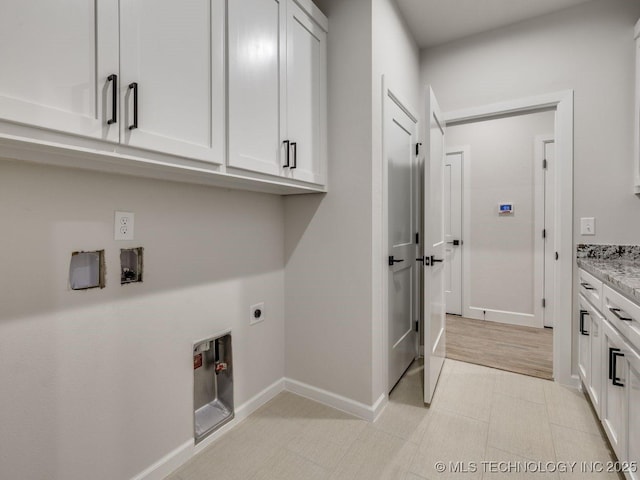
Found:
[422,86,446,404]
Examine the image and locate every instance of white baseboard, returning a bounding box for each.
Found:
[284,377,384,422]
[130,440,192,480]
[467,306,541,328]
[130,378,286,480]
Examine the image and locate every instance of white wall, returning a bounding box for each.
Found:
[284,0,374,405]
[447,111,554,323]
[0,161,285,480]
[421,0,640,245]
[284,0,420,408]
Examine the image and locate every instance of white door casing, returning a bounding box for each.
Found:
[444,150,463,315]
[423,86,446,404]
[385,88,419,391]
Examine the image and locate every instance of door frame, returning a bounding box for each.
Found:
[443,90,575,386]
[381,78,420,396]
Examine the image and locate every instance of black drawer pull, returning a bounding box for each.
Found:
[128,82,138,130]
[580,282,595,291]
[107,74,117,125]
[609,307,633,322]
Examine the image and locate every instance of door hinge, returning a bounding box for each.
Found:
[416,143,422,156]
[542,298,546,308]
[543,158,548,169]
[415,320,419,332]
[542,229,546,239]
[415,232,420,244]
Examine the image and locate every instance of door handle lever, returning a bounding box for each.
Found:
[430,256,444,265]
[388,256,405,266]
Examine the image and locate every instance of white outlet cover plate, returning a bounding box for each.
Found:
[115,211,135,241]
[250,302,265,325]
[580,217,595,236]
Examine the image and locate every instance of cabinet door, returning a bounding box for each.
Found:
[0,1,118,141]
[228,0,285,176]
[284,0,327,185]
[578,296,591,384]
[588,309,603,418]
[628,347,640,479]
[602,320,627,461]
[119,0,224,164]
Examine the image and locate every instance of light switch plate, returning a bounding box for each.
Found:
[580,217,595,236]
[115,211,135,241]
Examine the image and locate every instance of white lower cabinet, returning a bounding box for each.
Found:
[578,295,603,416]
[602,319,628,461]
[579,269,640,478]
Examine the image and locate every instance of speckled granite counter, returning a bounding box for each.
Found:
[577,244,640,304]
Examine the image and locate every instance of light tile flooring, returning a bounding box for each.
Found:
[165,359,621,480]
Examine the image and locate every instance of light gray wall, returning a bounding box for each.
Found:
[284,0,374,405]
[447,111,555,319]
[0,161,285,480]
[421,0,640,245]
[284,0,420,407]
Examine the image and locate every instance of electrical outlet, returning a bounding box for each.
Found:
[580,217,595,236]
[115,211,135,241]
[250,303,265,325]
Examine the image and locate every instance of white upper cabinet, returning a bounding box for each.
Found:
[119,0,224,164]
[284,0,327,185]
[0,1,119,141]
[228,0,327,186]
[228,0,285,176]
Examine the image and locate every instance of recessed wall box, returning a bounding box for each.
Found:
[69,250,105,290]
[194,333,234,444]
[120,247,143,284]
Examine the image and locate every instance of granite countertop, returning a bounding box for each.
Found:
[577,257,640,305]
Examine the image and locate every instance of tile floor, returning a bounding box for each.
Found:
[165,359,621,480]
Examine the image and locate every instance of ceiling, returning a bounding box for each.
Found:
[395,0,595,48]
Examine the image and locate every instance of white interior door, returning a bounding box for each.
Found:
[423,86,446,404]
[386,91,418,391]
[542,139,556,328]
[444,151,463,315]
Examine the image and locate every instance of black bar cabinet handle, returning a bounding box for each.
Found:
[580,282,595,291]
[290,142,297,169]
[579,309,589,336]
[609,307,633,322]
[609,347,621,381]
[283,140,290,168]
[107,74,117,125]
[129,82,138,130]
[612,350,625,387]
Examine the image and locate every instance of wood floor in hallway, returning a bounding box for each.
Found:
[446,314,553,380]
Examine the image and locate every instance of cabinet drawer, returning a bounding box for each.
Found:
[603,285,640,354]
[578,268,603,310]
